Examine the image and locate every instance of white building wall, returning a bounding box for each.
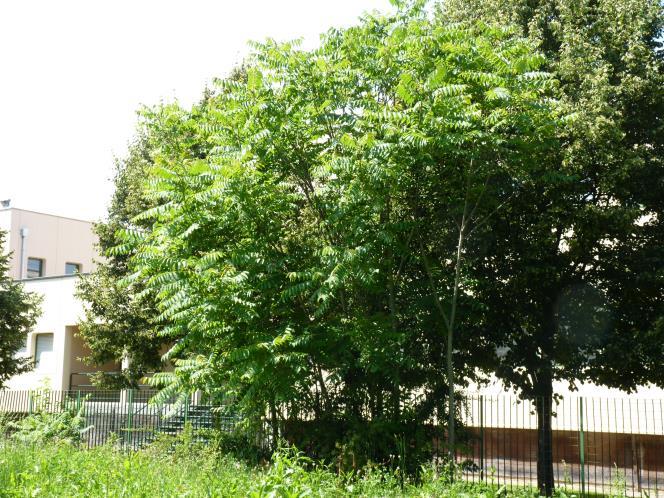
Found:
[6,276,84,391]
[466,376,664,435]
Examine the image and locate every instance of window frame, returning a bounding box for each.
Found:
[64,262,81,275]
[34,333,54,370]
[26,257,44,278]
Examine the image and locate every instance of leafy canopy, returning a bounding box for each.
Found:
[119,4,559,465]
[76,136,166,388]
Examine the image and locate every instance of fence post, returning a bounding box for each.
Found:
[76,390,81,412]
[28,390,32,415]
[479,395,485,482]
[579,398,585,497]
[127,388,134,450]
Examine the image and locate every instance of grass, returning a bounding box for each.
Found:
[0,438,601,498]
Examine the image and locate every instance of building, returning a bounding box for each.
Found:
[0,203,120,391]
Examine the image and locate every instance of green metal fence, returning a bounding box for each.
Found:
[1,390,662,496]
[456,395,664,496]
[0,390,243,450]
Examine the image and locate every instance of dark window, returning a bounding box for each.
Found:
[65,262,81,275]
[27,258,44,278]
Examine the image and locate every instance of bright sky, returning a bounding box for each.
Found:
[0,0,392,221]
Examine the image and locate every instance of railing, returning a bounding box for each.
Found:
[0,389,241,450]
[1,390,662,496]
[68,372,157,391]
[456,395,664,496]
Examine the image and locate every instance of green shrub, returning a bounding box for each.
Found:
[143,424,269,465]
[9,403,91,446]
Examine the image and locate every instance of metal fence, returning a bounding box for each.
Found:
[1,389,662,496]
[456,395,664,497]
[0,389,243,450]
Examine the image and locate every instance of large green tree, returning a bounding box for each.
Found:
[76,136,165,388]
[442,0,664,494]
[120,5,558,467]
[0,231,41,388]
[76,79,243,389]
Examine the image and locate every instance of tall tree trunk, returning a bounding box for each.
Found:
[535,297,558,496]
[535,372,554,497]
[447,194,469,466]
[446,228,464,464]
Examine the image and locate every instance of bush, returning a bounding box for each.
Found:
[144,424,269,465]
[9,403,90,446]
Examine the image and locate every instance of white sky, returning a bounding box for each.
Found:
[0,0,392,221]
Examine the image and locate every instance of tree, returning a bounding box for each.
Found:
[76,79,243,389]
[0,231,41,388]
[76,136,165,388]
[120,5,558,468]
[442,0,664,494]
[368,18,559,461]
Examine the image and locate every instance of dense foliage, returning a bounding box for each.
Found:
[77,1,662,493]
[441,0,664,493]
[8,405,89,446]
[76,137,166,388]
[117,4,559,468]
[0,231,41,388]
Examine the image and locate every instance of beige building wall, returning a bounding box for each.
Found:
[0,207,97,280]
[1,205,173,392]
[1,206,111,391]
[467,376,664,435]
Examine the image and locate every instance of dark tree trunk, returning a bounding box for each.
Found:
[535,380,555,496]
[535,296,558,496]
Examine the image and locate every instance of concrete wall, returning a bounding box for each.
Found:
[0,208,96,280]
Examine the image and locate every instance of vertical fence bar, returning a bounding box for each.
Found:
[500,395,504,486]
[591,397,597,494]
[479,395,485,482]
[127,388,134,450]
[655,399,664,496]
[579,397,586,498]
[508,396,513,489]
[636,398,642,494]
[650,398,655,493]
[606,397,612,494]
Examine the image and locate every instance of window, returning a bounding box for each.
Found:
[65,262,81,275]
[26,258,44,278]
[34,333,54,369]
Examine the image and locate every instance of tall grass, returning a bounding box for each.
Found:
[0,443,251,497]
[0,439,594,498]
